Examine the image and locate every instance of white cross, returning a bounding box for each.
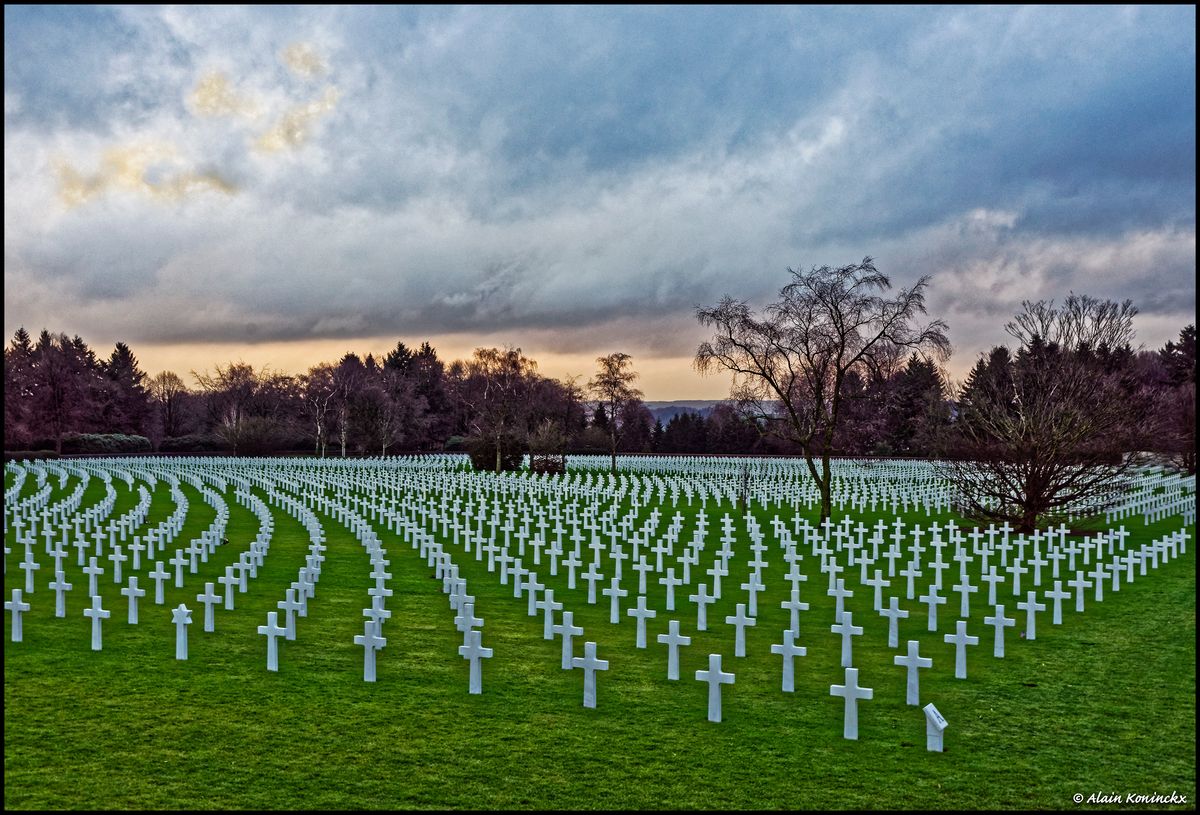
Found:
[218,567,237,610]
[1007,560,1028,596]
[893,640,932,705]
[1087,562,1107,602]
[510,559,529,598]
[364,598,392,638]
[83,557,104,597]
[689,583,715,631]
[863,570,890,611]
[879,596,909,648]
[627,594,658,649]
[830,666,873,740]
[780,587,810,634]
[538,588,563,640]
[918,586,947,632]
[828,578,854,623]
[172,603,192,660]
[832,609,865,667]
[725,602,757,658]
[784,560,808,594]
[553,610,584,669]
[129,538,145,571]
[571,640,609,709]
[943,619,979,679]
[769,628,806,692]
[121,576,146,624]
[603,578,628,624]
[277,589,303,640]
[695,653,735,723]
[981,568,1004,606]
[49,571,73,618]
[1027,548,1047,586]
[1067,571,1092,613]
[1016,590,1046,640]
[197,582,222,632]
[1044,580,1070,625]
[458,628,493,695]
[169,549,188,588]
[706,561,727,597]
[19,552,41,594]
[983,604,1016,657]
[257,611,286,672]
[632,557,653,594]
[353,620,387,682]
[900,562,922,600]
[659,569,683,611]
[582,563,604,603]
[107,545,127,584]
[5,589,31,642]
[656,618,692,680]
[148,561,170,604]
[951,576,978,618]
[84,594,111,651]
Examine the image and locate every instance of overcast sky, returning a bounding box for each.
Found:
[4,5,1195,399]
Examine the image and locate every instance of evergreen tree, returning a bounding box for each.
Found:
[99,341,151,435]
[4,328,35,448]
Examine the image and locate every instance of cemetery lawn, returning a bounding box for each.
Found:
[4,463,1196,810]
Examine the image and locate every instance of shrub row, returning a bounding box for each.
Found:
[465,434,527,472]
[158,434,228,453]
[3,450,60,462]
[61,433,153,454]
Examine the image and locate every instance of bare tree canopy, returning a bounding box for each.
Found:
[942,294,1148,532]
[588,352,644,474]
[148,371,189,441]
[1155,324,1197,473]
[455,346,540,472]
[696,257,950,522]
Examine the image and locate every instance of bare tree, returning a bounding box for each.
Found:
[302,363,337,457]
[941,294,1144,532]
[1156,324,1196,474]
[366,366,421,456]
[459,346,538,472]
[589,352,644,474]
[148,371,189,443]
[696,258,950,523]
[528,417,569,474]
[192,362,259,454]
[331,354,367,457]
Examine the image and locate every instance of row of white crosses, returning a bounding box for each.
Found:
[5,455,1193,735]
[279,468,498,691]
[266,455,1190,724]
[302,462,911,719]
[1104,469,1196,524]
[353,501,390,684]
[559,455,956,518]
[257,482,328,673]
[1,459,289,657]
[796,511,1191,739]
[325,467,626,702]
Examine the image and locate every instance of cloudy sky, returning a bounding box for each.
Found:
[4,5,1195,399]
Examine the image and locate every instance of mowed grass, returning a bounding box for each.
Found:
[3,460,1196,810]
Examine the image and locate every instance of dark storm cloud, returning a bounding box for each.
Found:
[3,5,1194,368]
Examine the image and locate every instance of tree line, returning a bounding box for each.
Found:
[4,259,1194,532]
[2,330,969,464]
[693,258,1194,530]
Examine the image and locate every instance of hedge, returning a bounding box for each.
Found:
[61,433,153,454]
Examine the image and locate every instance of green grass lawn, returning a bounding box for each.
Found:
[3,459,1195,810]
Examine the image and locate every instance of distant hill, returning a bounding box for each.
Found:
[644,400,725,423]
